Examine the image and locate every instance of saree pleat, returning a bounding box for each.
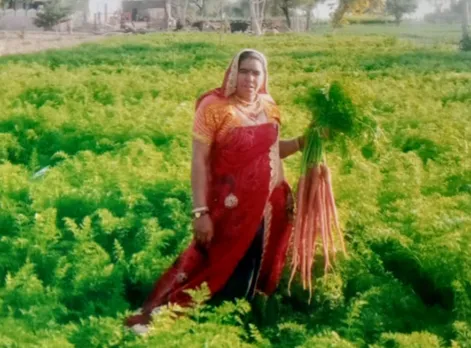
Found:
[125,124,293,328]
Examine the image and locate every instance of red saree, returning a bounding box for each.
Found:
[125,49,293,328]
[126,122,293,327]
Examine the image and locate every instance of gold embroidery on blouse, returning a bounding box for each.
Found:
[193,98,281,144]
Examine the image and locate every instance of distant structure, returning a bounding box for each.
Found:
[121,0,169,29]
[2,0,38,9]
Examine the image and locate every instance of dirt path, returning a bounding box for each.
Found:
[0,31,114,57]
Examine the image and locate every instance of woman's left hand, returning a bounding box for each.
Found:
[298,128,329,151]
[297,135,305,151]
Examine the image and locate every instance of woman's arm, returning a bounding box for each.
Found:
[191,140,214,247]
[191,140,210,209]
[279,127,329,160]
[279,136,304,159]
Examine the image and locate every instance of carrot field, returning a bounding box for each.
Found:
[0,29,470,347]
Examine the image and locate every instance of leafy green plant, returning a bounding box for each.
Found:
[0,31,469,348]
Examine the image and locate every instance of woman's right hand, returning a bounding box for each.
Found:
[193,214,214,248]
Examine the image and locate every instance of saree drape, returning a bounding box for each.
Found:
[125,49,293,328]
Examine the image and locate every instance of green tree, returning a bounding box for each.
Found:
[386,0,418,24]
[460,0,470,50]
[4,0,16,9]
[34,0,71,30]
[332,0,385,27]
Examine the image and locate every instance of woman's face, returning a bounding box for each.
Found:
[236,57,264,101]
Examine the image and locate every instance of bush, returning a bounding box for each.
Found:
[460,35,471,52]
[34,0,71,31]
[344,15,396,25]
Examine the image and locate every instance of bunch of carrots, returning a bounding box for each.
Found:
[289,81,365,301]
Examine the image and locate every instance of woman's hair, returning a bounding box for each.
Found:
[238,51,264,68]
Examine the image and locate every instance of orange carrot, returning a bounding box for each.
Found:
[300,170,313,290]
[288,176,306,295]
[325,187,337,262]
[291,162,345,300]
[321,170,336,262]
[319,175,331,273]
[322,164,347,255]
[304,166,320,288]
[307,215,319,304]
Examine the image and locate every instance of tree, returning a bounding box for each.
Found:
[303,0,322,31]
[164,0,194,29]
[248,0,323,32]
[427,0,450,12]
[189,0,221,16]
[331,0,385,27]
[250,0,266,35]
[174,0,189,28]
[164,0,174,25]
[4,0,16,9]
[268,0,282,15]
[190,0,206,16]
[423,0,469,50]
[460,0,470,50]
[34,0,71,31]
[279,0,294,28]
[424,0,461,23]
[278,0,320,30]
[386,0,418,24]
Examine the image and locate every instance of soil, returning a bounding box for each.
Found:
[0,31,113,56]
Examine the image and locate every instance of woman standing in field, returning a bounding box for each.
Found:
[126,49,305,334]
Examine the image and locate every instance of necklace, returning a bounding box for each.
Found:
[233,95,263,121]
[234,95,258,107]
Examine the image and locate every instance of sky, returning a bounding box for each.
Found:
[86,0,437,21]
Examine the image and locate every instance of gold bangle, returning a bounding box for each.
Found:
[192,206,209,214]
[193,210,209,219]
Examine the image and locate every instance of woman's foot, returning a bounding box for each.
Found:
[127,306,164,336]
[130,323,149,335]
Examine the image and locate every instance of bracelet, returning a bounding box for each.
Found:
[192,206,209,213]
